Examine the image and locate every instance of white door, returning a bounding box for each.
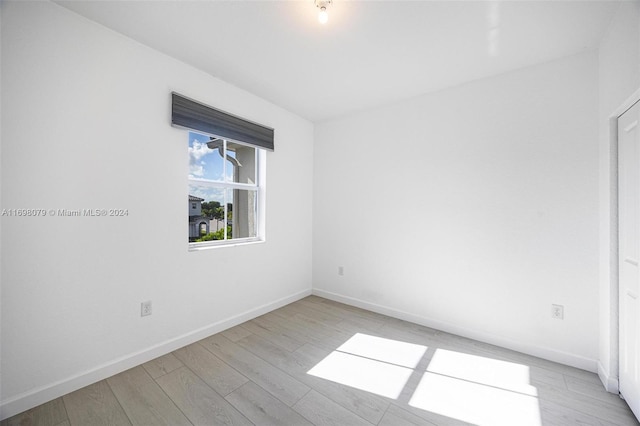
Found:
[619,99,640,419]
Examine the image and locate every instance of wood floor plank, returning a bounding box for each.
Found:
[173,343,248,396]
[225,381,313,426]
[242,318,306,352]
[292,390,373,426]
[390,401,476,426]
[377,321,441,348]
[378,405,438,426]
[269,305,299,320]
[564,375,629,407]
[221,325,253,343]
[0,398,68,426]
[304,296,391,324]
[539,398,626,426]
[536,383,638,425]
[236,333,311,374]
[155,366,251,426]
[251,313,329,349]
[296,298,386,332]
[63,380,132,426]
[142,352,184,379]
[331,317,385,335]
[275,300,343,325]
[527,365,568,392]
[282,310,347,340]
[274,311,353,349]
[106,366,191,426]
[254,312,350,349]
[199,334,310,407]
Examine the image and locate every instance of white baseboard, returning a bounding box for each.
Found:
[0,288,311,421]
[598,361,620,394]
[312,288,598,373]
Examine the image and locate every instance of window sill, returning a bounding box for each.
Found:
[188,238,264,251]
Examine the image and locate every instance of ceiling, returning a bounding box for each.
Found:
[55,0,620,122]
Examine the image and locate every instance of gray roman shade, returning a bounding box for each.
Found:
[172,93,274,151]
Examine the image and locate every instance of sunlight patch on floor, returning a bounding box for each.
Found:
[307,334,541,425]
[410,349,541,426]
[427,348,537,396]
[307,333,427,399]
[337,333,427,368]
[307,351,414,398]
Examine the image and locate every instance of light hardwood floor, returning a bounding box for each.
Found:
[3,296,638,426]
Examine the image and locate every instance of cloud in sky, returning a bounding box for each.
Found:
[188,132,225,181]
[188,139,210,178]
[189,184,225,203]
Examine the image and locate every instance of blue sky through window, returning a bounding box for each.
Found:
[188,131,239,182]
[188,132,226,205]
[188,131,225,181]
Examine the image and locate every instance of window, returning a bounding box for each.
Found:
[171,93,273,249]
[188,132,261,246]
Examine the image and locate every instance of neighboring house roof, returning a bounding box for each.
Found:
[189,195,204,202]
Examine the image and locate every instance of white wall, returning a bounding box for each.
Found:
[313,51,600,370]
[597,1,640,392]
[0,1,313,418]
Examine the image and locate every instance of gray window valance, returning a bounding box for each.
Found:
[172,93,274,151]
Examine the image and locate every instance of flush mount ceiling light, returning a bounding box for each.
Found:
[315,0,332,24]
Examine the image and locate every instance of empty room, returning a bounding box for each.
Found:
[2,0,640,425]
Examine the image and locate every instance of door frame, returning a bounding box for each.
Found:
[605,88,640,394]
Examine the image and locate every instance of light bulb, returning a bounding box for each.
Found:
[318,6,328,24]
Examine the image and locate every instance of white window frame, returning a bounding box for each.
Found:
[188,132,266,251]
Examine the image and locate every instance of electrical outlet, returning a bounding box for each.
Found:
[551,304,564,320]
[338,266,344,276]
[141,300,152,317]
